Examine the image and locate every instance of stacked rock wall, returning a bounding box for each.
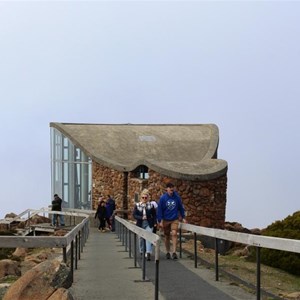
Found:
[146,170,227,229]
[92,162,227,229]
[92,163,125,209]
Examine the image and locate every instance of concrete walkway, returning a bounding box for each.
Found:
[70,228,257,300]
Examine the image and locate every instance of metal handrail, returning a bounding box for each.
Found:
[179,222,300,300]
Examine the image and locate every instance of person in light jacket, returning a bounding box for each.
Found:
[133,189,157,261]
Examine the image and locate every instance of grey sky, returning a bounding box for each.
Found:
[1,1,299,229]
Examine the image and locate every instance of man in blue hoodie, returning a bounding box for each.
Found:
[157,182,186,260]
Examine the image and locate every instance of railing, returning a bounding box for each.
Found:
[0,208,91,284]
[114,217,300,300]
[178,223,300,300]
[2,210,299,300]
[115,216,161,300]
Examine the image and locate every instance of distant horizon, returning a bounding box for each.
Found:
[1,207,299,231]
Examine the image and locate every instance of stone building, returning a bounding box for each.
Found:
[50,123,228,228]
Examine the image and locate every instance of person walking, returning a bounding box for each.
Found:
[105,194,116,231]
[51,194,65,227]
[157,182,186,260]
[95,200,107,232]
[133,189,157,261]
[150,198,158,233]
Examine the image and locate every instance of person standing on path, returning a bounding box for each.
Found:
[157,182,186,260]
[95,199,107,232]
[105,194,116,231]
[51,194,65,227]
[150,197,158,234]
[133,189,157,261]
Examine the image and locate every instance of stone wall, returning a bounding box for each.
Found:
[92,163,125,209]
[92,162,227,229]
[146,170,227,229]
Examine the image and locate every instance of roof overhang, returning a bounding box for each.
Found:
[50,123,227,181]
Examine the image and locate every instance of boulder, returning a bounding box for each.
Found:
[4,213,17,219]
[12,247,28,258]
[0,259,21,279]
[53,229,68,236]
[281,292,300,299]
[48,288,74,300]
[23,215,51,227]
[0,283,10,299]
[24,250,53,264]
[3,259,72,300]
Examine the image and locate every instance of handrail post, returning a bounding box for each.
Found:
[142,238,146,280]
[256,247,261,300]
[129,230,132,258]
[194,232,197,268]
[70,240,74,283]
[154,237,160,300]
[179,227,182,258]
[125,227,128,252]
[215,238,219,281]
[78,230,81,259]
[75,234,78,270]
[63,247,67,263]
[134,233,138,267]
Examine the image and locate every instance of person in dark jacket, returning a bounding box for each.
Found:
[105,195,116,231]
[95,200,107,232]
[133,189,157,261]
[51,194,65,227]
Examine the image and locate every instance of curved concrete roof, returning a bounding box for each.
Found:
[50,123,227,180]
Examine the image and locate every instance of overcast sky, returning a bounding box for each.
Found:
[0,1,299,229]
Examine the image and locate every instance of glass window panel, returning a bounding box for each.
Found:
[63,185,69,206]
[63,163,69,183]
[51,128,92,210]
[63,148,68,160]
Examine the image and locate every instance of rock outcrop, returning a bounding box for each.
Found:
[3,259,72,300]
[0,259,21,278]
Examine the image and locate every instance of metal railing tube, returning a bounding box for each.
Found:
[134,232,137,268]
[129,230,132,258]
[125,227,128,252]
[256,247,261,300]
[70,240,74,283]
[142,238,146,280]
[179,227,182,258]
[63,247,67,263]
[75,235,78,270]
[215,238,219,281]
[194,232,197,268]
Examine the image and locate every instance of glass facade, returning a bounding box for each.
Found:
[50,128,92,210]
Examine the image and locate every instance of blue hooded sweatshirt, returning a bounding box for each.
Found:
[157,191,185,222]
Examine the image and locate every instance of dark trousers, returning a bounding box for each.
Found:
[106,217,112,228]
[98,217,106,230]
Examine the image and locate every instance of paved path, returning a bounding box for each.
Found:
[70,228,256,300]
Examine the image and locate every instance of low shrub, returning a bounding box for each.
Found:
[248,211,300,275]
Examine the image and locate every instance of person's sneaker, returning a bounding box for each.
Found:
[166,252,171,259]
[172,252,178,260]
[146,253,151,261]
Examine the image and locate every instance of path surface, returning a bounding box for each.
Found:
[70,228,257,300]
